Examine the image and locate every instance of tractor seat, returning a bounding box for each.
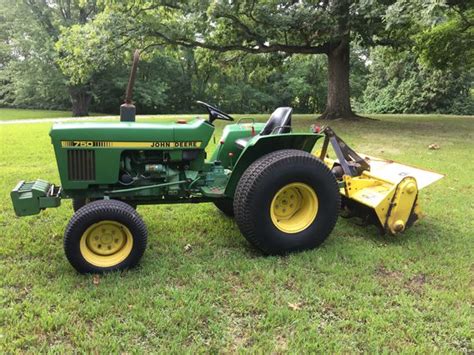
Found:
[235,107,293,149]
[260,107,293,135]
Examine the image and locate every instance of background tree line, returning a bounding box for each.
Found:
[0,0,472,117]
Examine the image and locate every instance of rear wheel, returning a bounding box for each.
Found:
[234,149,340,254]
[64,200,147,273]
[213,198,234,217]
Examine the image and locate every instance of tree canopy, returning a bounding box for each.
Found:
[0,0,472,117]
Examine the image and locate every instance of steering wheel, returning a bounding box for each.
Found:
[197,101,234,123]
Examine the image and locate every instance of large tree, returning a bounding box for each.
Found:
[1,0,101,116]
[55,10,338,115]
[96,0,400,120]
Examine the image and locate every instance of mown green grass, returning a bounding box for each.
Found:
[0,114,473,352]
[0,108,75,120]
[0,108,105,121]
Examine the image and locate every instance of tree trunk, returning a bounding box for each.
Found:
[69,85,92,117]
[319,37,359,120]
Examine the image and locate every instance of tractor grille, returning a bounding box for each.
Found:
[67,150,95,180]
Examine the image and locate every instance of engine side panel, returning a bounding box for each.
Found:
[50,119,213,192]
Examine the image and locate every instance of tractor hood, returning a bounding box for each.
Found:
[49,118,213,145]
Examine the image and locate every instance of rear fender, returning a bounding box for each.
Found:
[210,122,265,168]
[224,133,323,197]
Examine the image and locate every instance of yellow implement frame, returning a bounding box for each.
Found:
[316,127,443,235]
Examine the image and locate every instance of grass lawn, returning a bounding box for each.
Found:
[0,114,472,352]
[0,108,106,121]
[0,108,75,120]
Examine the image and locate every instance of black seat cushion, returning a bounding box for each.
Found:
[235,107,293,149]
[260,107,293,136]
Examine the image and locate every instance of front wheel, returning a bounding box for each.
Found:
[72,197,91,212]
[234,149,340,254]
[64,200,147,273]
[73,198,136,212]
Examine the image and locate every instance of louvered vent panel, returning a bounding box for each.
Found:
[67,150,95,180]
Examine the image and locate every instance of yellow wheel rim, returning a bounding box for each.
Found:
[79,220,133,267]
[270,183,319,234]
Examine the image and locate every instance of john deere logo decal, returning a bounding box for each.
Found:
[61,141,202,148]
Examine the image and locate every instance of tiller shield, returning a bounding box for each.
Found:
[317,127,443,235]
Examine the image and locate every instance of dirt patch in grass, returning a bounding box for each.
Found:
[405,274,427,294]
[376,265,428,294]
[375,265,404,281]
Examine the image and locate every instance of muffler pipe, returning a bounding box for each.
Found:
[120,49,140,122]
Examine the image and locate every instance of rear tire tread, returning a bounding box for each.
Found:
[213,198,234,217]
[234,149,340,254]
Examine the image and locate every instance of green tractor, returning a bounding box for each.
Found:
[10,53,443,273]
[12,102,342,273]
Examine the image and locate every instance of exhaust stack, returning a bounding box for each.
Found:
[120,49,140,122]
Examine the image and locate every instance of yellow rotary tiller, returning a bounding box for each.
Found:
[317,126,444,235]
